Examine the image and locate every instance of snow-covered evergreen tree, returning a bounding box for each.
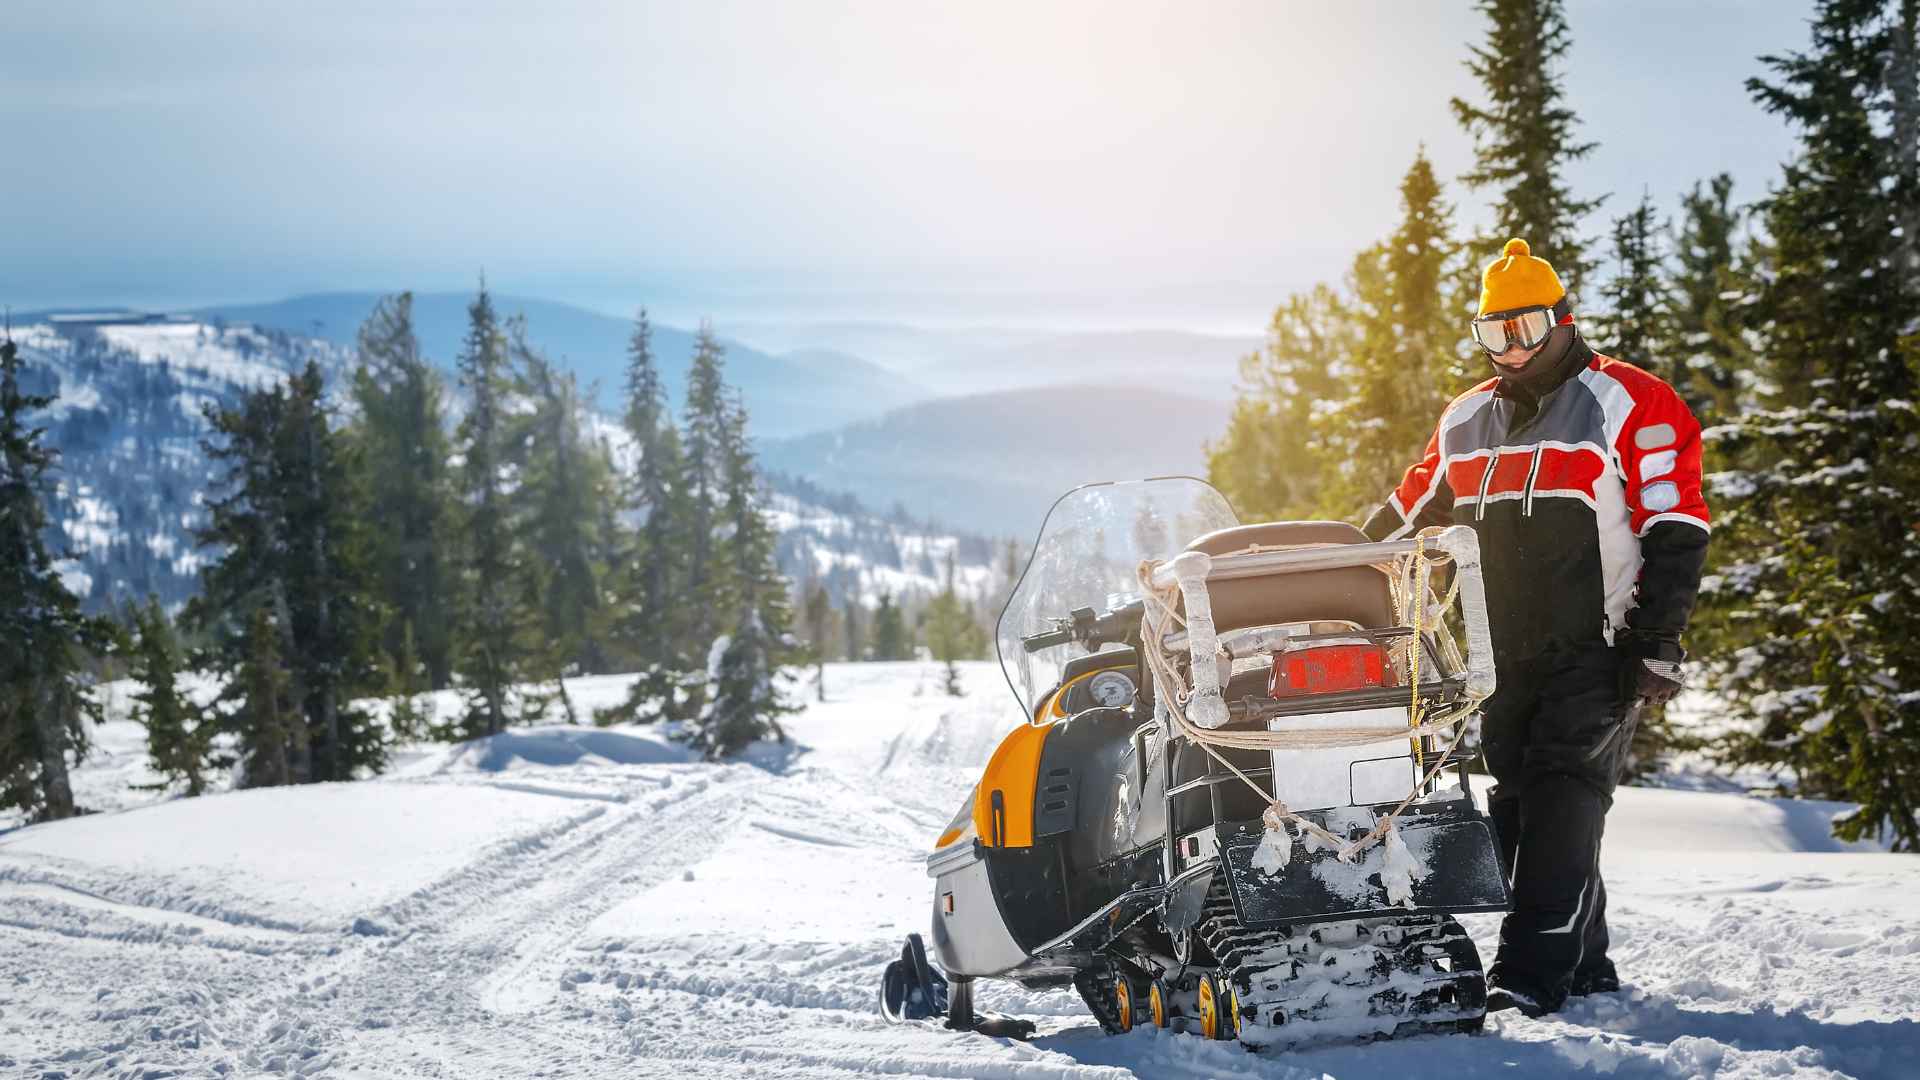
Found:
[679,381,796,754]
[1664,174,1754,420]
[687,611,794,760]
[0,337,110,821]
[1704,0,1920,848]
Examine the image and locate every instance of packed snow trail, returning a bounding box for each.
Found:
[2,663,1917,1079]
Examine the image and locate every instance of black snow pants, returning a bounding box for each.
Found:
[1480,644,1634,1012]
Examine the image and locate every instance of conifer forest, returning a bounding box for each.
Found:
[8,4,1920,1076]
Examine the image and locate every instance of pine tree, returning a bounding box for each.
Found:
[191,362,382,784]
[1206,286,1358,521]
[717,390,790,640]
[1705,0,1920,848]
[688,611,794,760]
[1665,174,1753,419]
[1594,193,1673,372]
[678,383,796,756]
[451,283,529,737]
[1589,199,1696,779]
[1450,0,1604,291]
[277,362,381,780]
[923,552,983,697]
[675,355,794,757]
[997,539,1024,608]
[603,309,693,723]
[802,580,834,701]
[222,604,296,788]
[384,619,430,744]
[1596,198,1690,780]
[871,591,912,661]
[506,324,612,678]
[128,597,218,796]
[843,596,865,663]
[0,337,111,821]
[1316,151,1471,519]
[348,293,456,690]
[680,325,731,644]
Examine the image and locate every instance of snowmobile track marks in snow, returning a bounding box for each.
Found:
[465,769,771,1015]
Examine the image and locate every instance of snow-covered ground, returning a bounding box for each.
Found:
[3,663,1917,1078]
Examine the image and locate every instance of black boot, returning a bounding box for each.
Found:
[1569,958,1620,997]
[1485,985,1549,1018]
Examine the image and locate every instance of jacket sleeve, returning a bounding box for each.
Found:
[1614,380,1711,639]
[1362,424,1454,541]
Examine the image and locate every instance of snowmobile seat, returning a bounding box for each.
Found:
[1184,521,1397,634]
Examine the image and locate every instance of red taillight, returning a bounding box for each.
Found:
[1269,644,1388,697]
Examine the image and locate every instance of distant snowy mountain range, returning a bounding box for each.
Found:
[10,316,1003,617]
[190,292,932,440]
[725,319,1262,400]
[758,385,1232,537]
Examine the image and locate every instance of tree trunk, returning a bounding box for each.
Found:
[1891,1,1920,300]
[31,677,76,821]
[271,583,310,784]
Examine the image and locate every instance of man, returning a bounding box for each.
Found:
[1361,238,1710,1017]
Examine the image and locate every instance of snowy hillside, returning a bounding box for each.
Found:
[765,480,1002,609]
[3,662,1916,1078]
[9,318,354,611]
[14,317,999,615]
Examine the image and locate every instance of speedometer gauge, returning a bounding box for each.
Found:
[1088,670,1136,708]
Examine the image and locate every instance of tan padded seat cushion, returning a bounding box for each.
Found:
[1182,521,1397,633]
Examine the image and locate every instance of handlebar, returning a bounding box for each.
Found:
[1020,600,1144,653]
[1021,627,1077,653]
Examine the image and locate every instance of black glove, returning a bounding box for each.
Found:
[1616,629,1685,707]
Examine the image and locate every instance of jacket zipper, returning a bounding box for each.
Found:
[1475,447,1499,521]
[1521,445,1545,516]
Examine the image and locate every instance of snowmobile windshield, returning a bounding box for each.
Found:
[996,477,1239,720]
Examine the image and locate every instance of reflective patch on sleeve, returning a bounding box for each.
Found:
[1639,449,1677,482]
[1642,480,1680,512]
[1634,423,1676,450]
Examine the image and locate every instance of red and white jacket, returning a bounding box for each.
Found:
[1363,348,1711,659]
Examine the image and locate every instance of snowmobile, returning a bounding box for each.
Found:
[879,477,1510,1048]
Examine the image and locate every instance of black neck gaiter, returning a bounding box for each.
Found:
[1490,325,1593,426]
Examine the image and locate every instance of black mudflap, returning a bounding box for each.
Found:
[1217,808,1508,928]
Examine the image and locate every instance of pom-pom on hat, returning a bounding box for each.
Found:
[1478,238,1566,316]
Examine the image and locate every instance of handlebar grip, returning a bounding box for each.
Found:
[1022,629,1075,653]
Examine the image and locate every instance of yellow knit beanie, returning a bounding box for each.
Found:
[1478,238,1566,316]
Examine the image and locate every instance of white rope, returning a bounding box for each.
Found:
[1136,530,1491,865]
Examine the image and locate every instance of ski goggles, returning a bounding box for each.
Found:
[1470,303,1568,355]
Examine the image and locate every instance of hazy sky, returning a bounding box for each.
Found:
[2,1,1809,331]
